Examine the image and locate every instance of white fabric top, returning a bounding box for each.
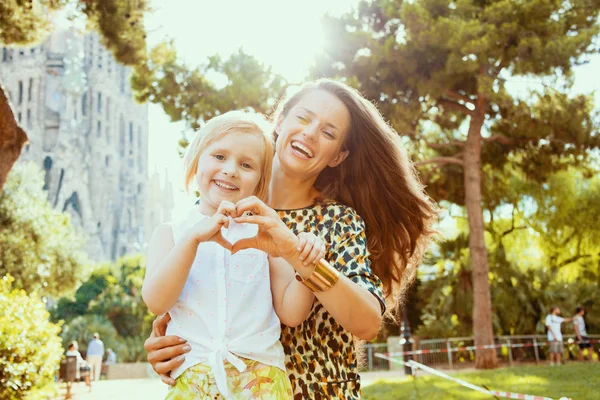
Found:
[573,315,587,337]
[166,208,285,398]
[545,314,565,341]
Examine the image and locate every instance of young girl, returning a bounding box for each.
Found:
[142,110,324,399]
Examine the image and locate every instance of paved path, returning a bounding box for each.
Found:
[53,371,407,399]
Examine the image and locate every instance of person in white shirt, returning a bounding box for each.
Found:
[86,333,104,381]
[573,306,591,361]
[65,341,91,392]
[143,110,324,399]
[545,306,573,366]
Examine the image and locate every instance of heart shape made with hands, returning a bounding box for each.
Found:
[221,216,258,246]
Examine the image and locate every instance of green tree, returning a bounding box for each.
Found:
[314,0,600,368]
[0,0,148,191]
[52,255,153,362]
[0,163,86,297]
[131,43,286,131]
[0,275,63,400]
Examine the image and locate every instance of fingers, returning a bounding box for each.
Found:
[297,233,326,266]
[231,236,259,254]
[233,214,270,226]
[217,200,237,218]
[153,352,187,376]
[297,232,314,263]
[214,234,233,251]
[307,239,326,265]
[160,374,177,386]
[151,313,172,337]
[147,340,190,369]
[144,334,186,353]
[235,196,273,217]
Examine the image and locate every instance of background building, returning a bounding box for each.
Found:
[0,29,172,260]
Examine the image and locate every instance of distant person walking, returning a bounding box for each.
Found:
[545,306,573,366]
[573,306,592,361]
[86,333,104,381]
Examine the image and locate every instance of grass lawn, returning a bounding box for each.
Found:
[363,363,600,400]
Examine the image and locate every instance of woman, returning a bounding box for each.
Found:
[144,79,437,399]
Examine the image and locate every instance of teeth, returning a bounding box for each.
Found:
[292,141,314,158]
[214,181,237,190]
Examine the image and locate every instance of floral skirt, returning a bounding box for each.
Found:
[165,359,292,399]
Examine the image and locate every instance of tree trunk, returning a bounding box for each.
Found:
[463,108,498,369]
[0,82,27,191]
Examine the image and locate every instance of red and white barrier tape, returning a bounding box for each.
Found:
[375,353,572,400]
[384,339,598,357]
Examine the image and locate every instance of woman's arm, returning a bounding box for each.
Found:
[283,254,382,341]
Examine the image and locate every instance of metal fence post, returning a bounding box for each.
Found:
[446,340,453,369]
[533,337,540,364]
[368,345,373,371]
[507,338,513,366]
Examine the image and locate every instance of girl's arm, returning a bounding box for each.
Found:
[142,202,234,315]
[269,232,324,327]
[142,224,198,316]
[269,257,314,327]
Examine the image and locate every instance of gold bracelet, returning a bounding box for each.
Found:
[295,259,340,292]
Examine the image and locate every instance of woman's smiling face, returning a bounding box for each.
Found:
[275,89,351,180]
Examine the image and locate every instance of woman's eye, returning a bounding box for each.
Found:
[214,154,225,160]
[296,115,309,123]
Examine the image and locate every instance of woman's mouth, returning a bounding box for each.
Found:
[290,141,314,159]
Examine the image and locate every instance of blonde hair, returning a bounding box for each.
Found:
[183,110,274,201]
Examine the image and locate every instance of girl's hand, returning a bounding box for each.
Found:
[187,201,236,249]
[297,232,327,266]
[231,196,298,258]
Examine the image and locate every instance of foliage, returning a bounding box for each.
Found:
[52,254,153,362]
[59,314,127,360]
[131,43,286,130]
[363,363,600,400]
[416,168,600,338]
[0,275,63,400]
[0,163,86,298]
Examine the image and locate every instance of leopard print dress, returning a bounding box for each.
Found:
[277,201,386,400]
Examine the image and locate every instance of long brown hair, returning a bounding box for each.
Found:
[273,79,438,298]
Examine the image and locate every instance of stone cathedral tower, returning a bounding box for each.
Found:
[0,29,169,261]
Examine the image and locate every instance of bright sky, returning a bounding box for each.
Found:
[143,1,600,221]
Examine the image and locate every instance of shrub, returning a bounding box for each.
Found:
[0,275,63,400]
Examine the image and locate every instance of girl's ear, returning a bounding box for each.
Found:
[328,150,349,168]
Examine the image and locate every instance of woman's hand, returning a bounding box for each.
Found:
[185,201,236,249]
[231,196,298,258]
[144,314,191,385]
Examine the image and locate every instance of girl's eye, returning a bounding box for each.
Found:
[324,131,335,139]
[214,154,225,160]
[242,162,253,169]
[296,115,309,123]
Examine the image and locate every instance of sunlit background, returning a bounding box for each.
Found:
[144,0,600,220]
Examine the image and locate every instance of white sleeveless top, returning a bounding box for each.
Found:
[166,208,285,397]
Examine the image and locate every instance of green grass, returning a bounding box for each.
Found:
[363,363,600,400]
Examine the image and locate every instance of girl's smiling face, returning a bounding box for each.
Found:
[195,131,264,215]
